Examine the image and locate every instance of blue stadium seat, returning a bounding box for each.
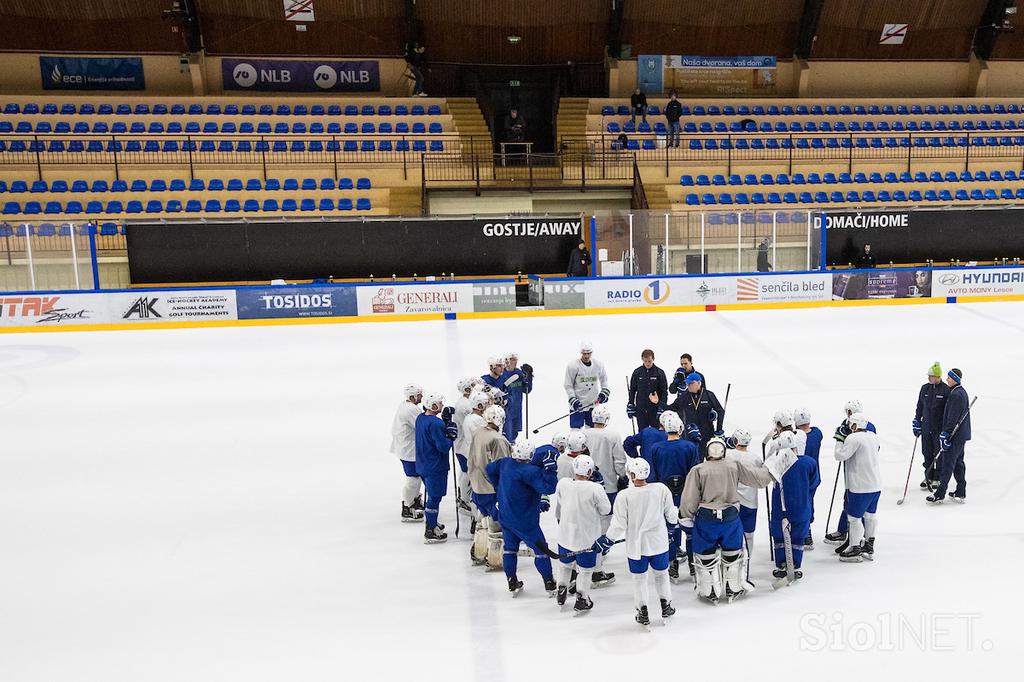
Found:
[281,199,297,212]
[685,193,699,206]
[165,200,182,213]
[104,201,122,214]
[356,198,372,211]
[356,178,372,190]
[129,180,147,192]
[43,201,61,215]
[30,181,47,193]
[339,178,354,190]
[361,140,376,152]
[243,199,260,212]
[204,199,222,212]
[260,199,278,212]
[208,179,225,191]
[362,105,375,116]
[680,175,694,186]
[319,198,335,211]
[908,190,922,202]
[145,200,162,213]
[224,200,241,213]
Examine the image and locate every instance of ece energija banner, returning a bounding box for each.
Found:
[126,217,582,283]
[821,209,1024,265]
[40,56,145,90]
[222,58,380,92]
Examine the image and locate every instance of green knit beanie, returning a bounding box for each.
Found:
[928,361,942,378]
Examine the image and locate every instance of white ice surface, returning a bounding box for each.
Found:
[1,302,1022,682]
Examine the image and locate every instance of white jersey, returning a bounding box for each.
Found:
[728,448,761,509]
[452,396,473,455]
[606,482,679,560]
[766,428,798,458]
[835,430,882,493]
[564,358,609,408]
[557,452,577,480]
[585,427,628,495]
[793,429,807,456]
[555,478,612,552]
[390,400,421,462]
[461,414,486,453]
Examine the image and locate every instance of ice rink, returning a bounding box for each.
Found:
[1,301,1021,682]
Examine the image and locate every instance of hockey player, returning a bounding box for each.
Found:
[668,353,707,396]
[914,362,950,490]
[927,368,971,504]
[415,393,458,543]
[486,440,558,596]
[468,405,512,566]
[725,429,759,571]
[557,432,587,480]
[499,351,534,442]
[554,454,611,613]
[825,400,877,546]
[648,411,700,582]
[793,408,823,549]
[458,391,491,513]
[564,341,610,429]
[535,432,568,471]
[587,405,629,503]
[669,373,724,451]
[594,457,679,626]
[480,356,507,394]
[452,377,480,513]
[681,436,784,603]
[627,349,668,430]
[769,432,820,578]
[765,409,798,457]
[391,383,425,522]
[623,409,671,461]
[833,412,881,561]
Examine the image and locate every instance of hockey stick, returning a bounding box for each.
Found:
[771,479,797,590]
[761,431,773,560]
[896,436,921,506]
[531,404,594,434]
[450,446,461,538]
[534,539,623,561]
[824,461,843,533]
[626,376,636,436]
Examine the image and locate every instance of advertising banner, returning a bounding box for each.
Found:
[112,290,238,322]
[539,280,586,310]
[0,293,108,326]
[235,286,356,319]
[650,55,777,96]
[355,283,474,316]
[735,274,831,303]
[931,268,1024,297]
[40,56,145,91]
[831,269,933,300]
[222,58,379,92]
[471,282,517,312]
[585,276,735,308]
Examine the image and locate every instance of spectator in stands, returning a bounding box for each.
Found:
[757,237,772,272]
[664,91,682,148]
[855,243,877,269]
[504,108,526,143]
[405,43,428,97]
[630,87,648,125]
[567,240,591,277]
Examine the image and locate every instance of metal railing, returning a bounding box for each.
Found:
[562,131,1024,177]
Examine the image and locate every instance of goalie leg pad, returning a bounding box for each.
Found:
[472,517,490,563]
[487,519,504,570]
[722,548,750,595]
[694,551,722,601]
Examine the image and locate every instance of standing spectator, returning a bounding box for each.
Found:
[664,91,683,148]
[630,87,648,125]
[567,240,590,277]
[405,43,428,97]
[628,349,668,431]
[504,108,526,143]
[854,243,877,269]
[756,238,772,272]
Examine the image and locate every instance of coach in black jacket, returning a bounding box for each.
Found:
[928,368,972,503]
[628,349,668,430]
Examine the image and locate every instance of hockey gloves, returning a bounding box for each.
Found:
[725,436,738,449]
[685,423,702,442]
[593,534,616,555]
[596,389,610,405]
[616,475,629,491]
[444,422,459,441]
[590,468,605,485]
[626,402,637,418]
[834,422,851,443]
[521,363,533,378]
[708,409,718,423]
[912,418,922,437]
[440,406,455,423]
[939,431,952,450]
[540,495,551,513]
[569,398,583,412]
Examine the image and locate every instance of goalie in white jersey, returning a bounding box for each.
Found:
[554,455,611,614]
[563,341,610,429]
[593,457,679,627]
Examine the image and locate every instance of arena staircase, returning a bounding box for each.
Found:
[446,97,492,157]
[556,98,589,150]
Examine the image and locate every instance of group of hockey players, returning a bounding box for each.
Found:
[390,344,971,627]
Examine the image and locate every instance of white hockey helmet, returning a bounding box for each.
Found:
[469,391,491,411]
[793,407,811,427]
[551,433,569,452]
[775,432,799,453]
[845,399,863,416]
[505,350,519,361]
[423,392,445,413]
[579,340,594,354]
[661,411,684,434]
[658,410,676,429]
[848,412,868,431]
[626,456,651,481]
[572,454,596,478]
[511,440,536,462]
[457,376,477,394]
[403,383,423,399]
[567,431,587,454]
[773,409,795,429]
[488,355,506,371]
[483,404,506,428]
[591,404,611,425]
[706,436,728,460]
[730,428,752,447]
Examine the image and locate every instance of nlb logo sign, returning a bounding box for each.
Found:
[232,63,258,87]
[604,280,670,305]
[232,62,291,87]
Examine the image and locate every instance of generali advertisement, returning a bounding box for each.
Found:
[355,283,475,316]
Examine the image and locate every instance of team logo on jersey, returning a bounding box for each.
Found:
[642,280,670,304]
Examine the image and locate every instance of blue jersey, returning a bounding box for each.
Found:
[623,426,667,462]
[805,427,823,464]
[771,455,820,523]
[531,444,558,467]
[414,413,451,478]
[480,373,504,393]
[485,458,557,538]
[500,368,532,415]
[648,437,700,484]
